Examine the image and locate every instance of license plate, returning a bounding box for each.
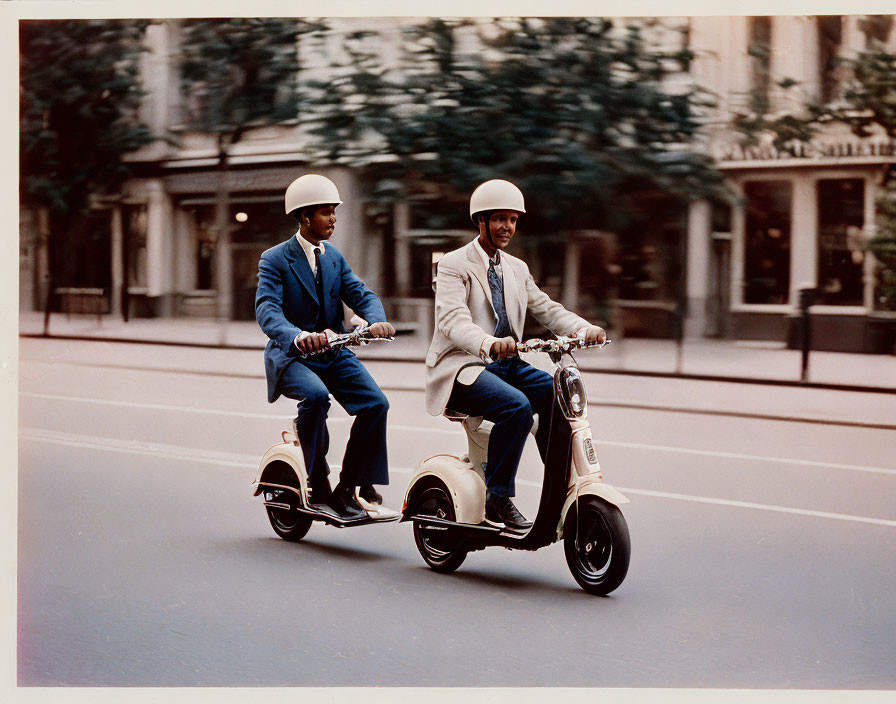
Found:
[583,438,597,464]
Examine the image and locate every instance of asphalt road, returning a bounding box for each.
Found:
[16,338,896,688]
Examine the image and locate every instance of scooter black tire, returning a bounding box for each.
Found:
[412,485,467,574]
[563,496,630,596]
[266,503,313,542]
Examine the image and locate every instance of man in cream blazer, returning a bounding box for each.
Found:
[424,180,606,529]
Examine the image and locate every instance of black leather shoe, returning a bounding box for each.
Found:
[358,485,383,505]
[329,485,367,520]
[485,494,533,530]
[307,476,332,505]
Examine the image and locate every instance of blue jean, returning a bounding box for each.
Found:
[278,348,390,487]
[446,357,553,498]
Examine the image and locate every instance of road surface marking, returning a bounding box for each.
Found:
[585,439,896,477]
[19,429,896,528]
[19,392,896,476]
[615,487,896,528]
[19,391,287,420]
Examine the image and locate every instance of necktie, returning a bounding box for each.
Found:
[487,258,514,340]
[313,247,323,294]
[313,247,326,330]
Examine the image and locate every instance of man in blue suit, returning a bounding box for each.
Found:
[256,174,395,519]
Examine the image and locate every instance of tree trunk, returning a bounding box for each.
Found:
[214,137,233,324]
[40,207,53,335]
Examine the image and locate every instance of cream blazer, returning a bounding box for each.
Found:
[424,241,590,416]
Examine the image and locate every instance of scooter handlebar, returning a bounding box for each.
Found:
[480,335,610,363]
[298,325,394,358]
[516,335,611,354]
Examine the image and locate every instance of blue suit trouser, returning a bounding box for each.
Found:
[446,357,553,498]
[277,348,390,487]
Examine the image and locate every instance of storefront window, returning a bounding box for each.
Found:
[184,198,297,319]
[617,199,686,302]
[744,180,792,304]
[817,178,865,306]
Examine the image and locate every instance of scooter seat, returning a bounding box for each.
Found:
[443,409,481,424]
[444,410,538,436]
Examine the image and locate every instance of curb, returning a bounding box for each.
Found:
[20,332,896,396]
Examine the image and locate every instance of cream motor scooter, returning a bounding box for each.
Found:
[401,336,630,595]
[251,326,400,541]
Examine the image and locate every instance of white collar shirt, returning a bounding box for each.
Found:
[294,232,325,275]
[471,237,503,282]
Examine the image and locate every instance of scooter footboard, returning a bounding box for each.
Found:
[402,454,486,525]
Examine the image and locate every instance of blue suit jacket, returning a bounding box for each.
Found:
[255,235,387,402]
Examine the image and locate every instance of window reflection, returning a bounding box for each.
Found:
[817,178,864,306]
[744,180,791,304]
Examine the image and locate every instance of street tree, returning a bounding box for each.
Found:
[308,17,725,234]
[178,18,323,320]
[20,19,154,330]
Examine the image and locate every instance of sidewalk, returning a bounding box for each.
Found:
[17,311,896,392]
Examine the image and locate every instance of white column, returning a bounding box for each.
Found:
[685,199,712,337]
[110,206,123,317]
[726,17,753,115]
[730,183,746,307]
[145,180,173,301]
[562,238,580,311]
[841,16,865,61]
[173,207,196,292]
[140,23,173,141]
[329,168,362,273]
[771,16,819,111]
[394,201,411,297]
[790,175,817,305]
[863,173,878,310]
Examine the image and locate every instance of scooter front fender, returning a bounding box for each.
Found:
[558,479,630,539]
[251,442,307,496]
[403,454,486,525]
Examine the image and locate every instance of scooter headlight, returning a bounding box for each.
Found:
[555,367,587,420]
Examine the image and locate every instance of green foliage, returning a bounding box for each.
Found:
[20,19,154,215]
[870,174,896,310]
[179,18,322,144]
[308,17,724,232]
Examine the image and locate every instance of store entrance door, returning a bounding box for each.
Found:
[709,234,732,338]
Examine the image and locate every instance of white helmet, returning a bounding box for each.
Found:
[469,179,526,224]
[284,174,342,215]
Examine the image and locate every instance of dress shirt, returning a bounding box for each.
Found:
[294,232,325,275]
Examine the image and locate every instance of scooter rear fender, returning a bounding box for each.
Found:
[251,442,307,496]
[402,454,486,525]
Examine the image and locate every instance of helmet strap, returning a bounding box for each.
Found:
[476,211,500,256]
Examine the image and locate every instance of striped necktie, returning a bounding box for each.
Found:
[487,257,514,340]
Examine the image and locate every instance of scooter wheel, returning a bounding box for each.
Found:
[266,501,312,542]
[563,496,630,595]
[412,485,467,574]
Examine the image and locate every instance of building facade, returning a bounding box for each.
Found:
[687,15,896,352]
[19,16,896,352]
